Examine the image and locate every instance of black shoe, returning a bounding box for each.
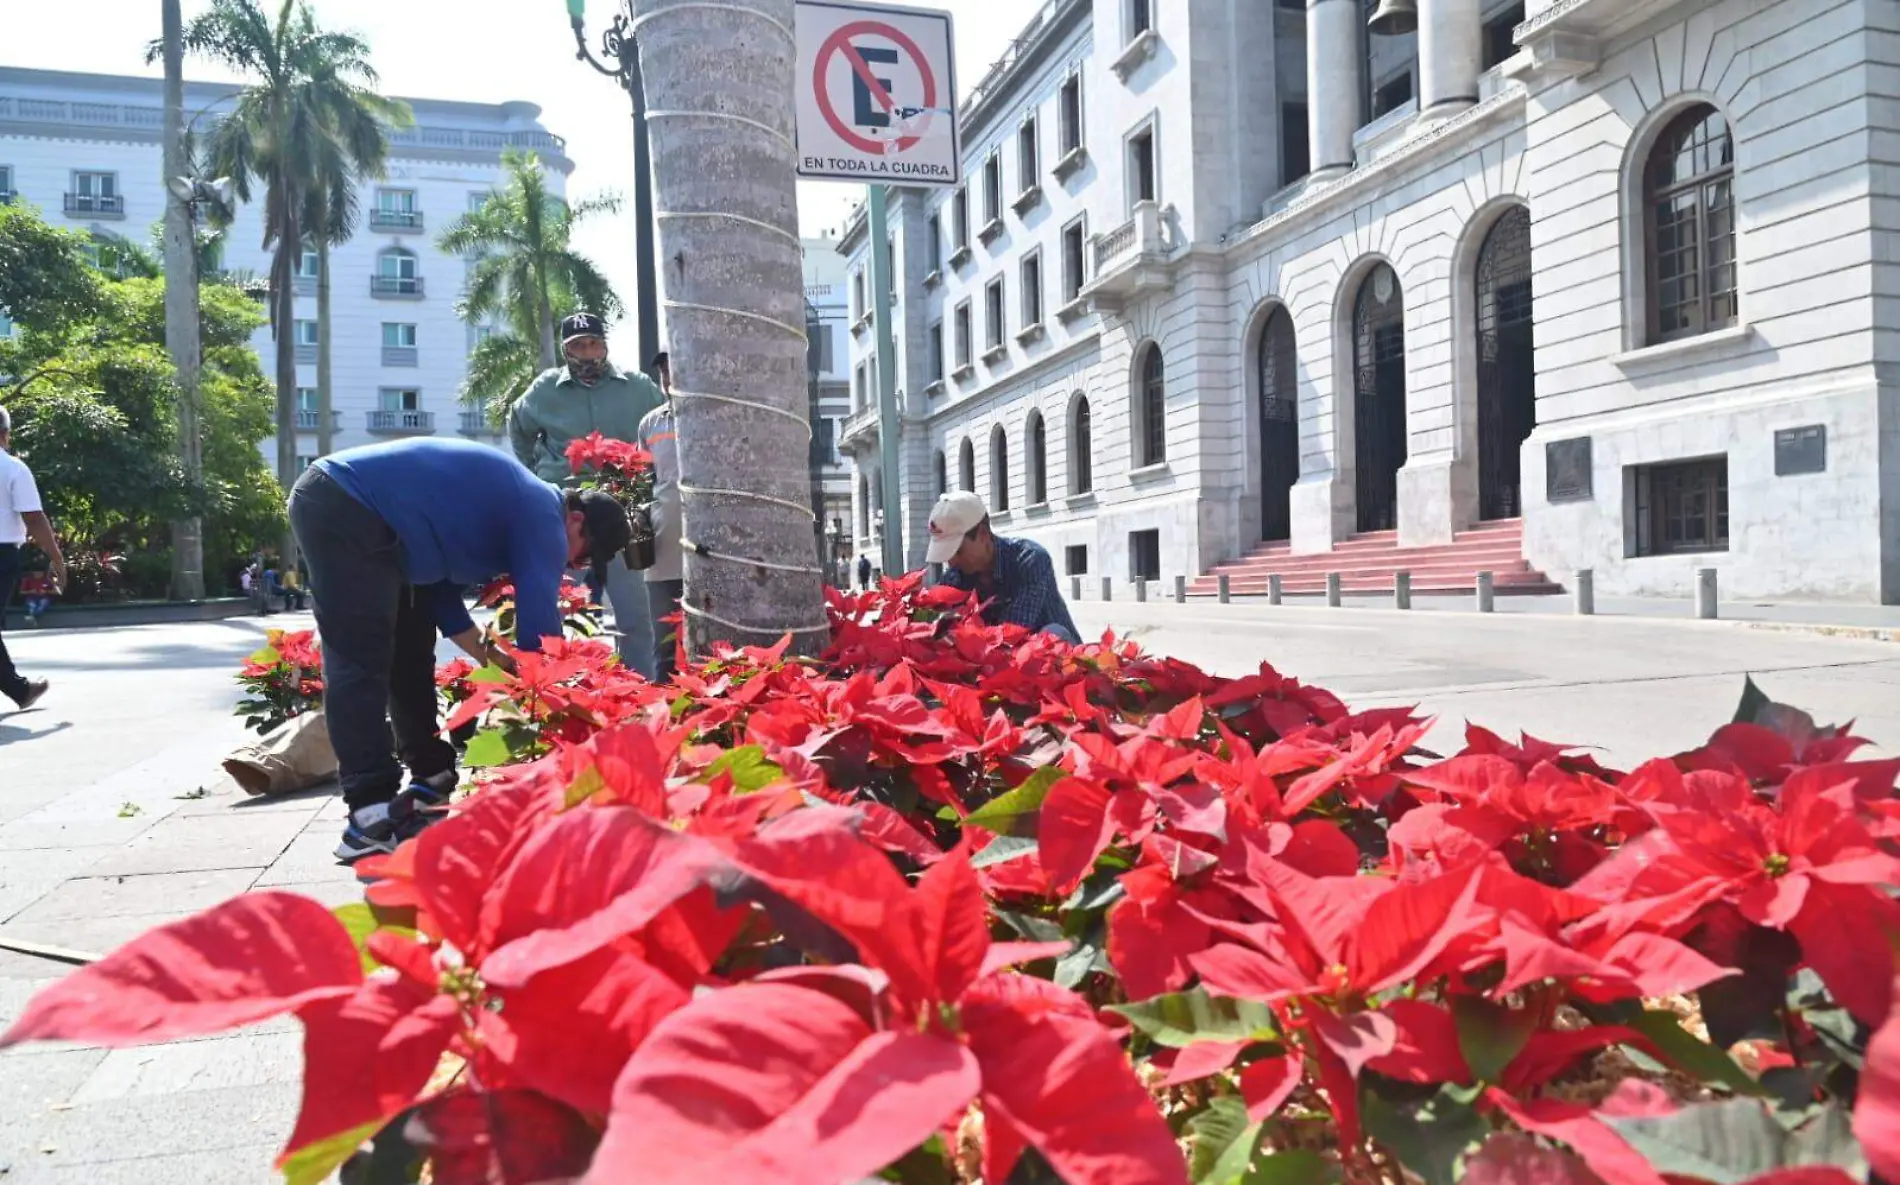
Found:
[335,795,439,864]
[8,680,48,711]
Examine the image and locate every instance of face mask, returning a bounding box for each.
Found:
[567,355,609,386]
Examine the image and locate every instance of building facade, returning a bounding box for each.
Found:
[838,0,1900,604]
[803,233,854,584]
[0,66,571,466]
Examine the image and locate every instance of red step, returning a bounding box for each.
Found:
[1188,518,1562,598]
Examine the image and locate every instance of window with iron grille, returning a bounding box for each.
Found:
[1631,457,1729,556]
[1138,345,1166,465]
[1645,104,1737,343]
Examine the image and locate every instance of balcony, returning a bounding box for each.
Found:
[458,410,501,436]
[839,404,881,451]
[366,409,435,434]
[371,275,425,299]
[63,192,125,219]
[294,410,343,432]
[382,346,419,367]
[369,209,424,232]
[1083,201,1177,309]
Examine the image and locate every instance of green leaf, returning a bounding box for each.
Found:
[704,745,786,794]
[1054,942,1107,989]
[1622,1009,1766,1097]
[1188,1095,1261,1185]
[1732,675,1771,725]
[248,643,284,667]
[1108,988,1278,1049]
[1246,1150,1340,1185]
[972,834,1040,869]
[1452,996,1537,1084]
[461,728,513,768]
[994,908,1065,943]
[1605,1098,1866,1183]
[333,904,382,977]
[466,662,514,684]
[281,1118,382,1185]
[1362,1085,1488,1185]
[963,766,1064,833]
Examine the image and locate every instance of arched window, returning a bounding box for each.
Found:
[1027,411,1048,505]
[1645,104,1735,343]
[959,438,976,492]
[857,474,870,536]
[1256,307,1299,542]
[990,426,1010,511]
[934,449,948,497]
[1136,344,1166,466]
[1070,395,1093,495]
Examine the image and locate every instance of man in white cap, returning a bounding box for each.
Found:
[924,490,1080,644]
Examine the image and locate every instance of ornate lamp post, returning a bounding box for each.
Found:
[565,0,662,364]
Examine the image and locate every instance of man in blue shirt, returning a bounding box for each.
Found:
[288,438,630,862]
[925,491,1081,644]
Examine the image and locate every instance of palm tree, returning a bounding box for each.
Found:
[169,0,407,511]
[437,148,622,374]
[630,0,826,658]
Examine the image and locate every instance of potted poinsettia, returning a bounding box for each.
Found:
[564,431,657,572]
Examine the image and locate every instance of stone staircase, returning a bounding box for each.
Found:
[1188,518,1563,598]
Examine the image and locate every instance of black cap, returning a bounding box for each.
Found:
[572,488,634,584]
[561,312,607,341]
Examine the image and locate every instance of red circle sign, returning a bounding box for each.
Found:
[813,19,939,156]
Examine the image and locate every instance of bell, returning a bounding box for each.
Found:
[1366,0,1418,36]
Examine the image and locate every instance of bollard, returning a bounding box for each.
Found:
[1574,569,1595,616]
[1174,575,1186,603]
[1325,572,1342,607]
[1218,573,1231,604]
[1696,567,1718,620]
[1135,579,1148,603]
[1476,571,1495,613]
[1101,576,1112,602]
[1394,570,1412,610]
[1268,574,1283,605]
[1072,576,1082,602]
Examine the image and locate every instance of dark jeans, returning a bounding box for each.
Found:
[0,543,27,703]
[287,468,454,809]
[647,578,683,680]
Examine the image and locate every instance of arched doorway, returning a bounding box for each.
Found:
[1256,308,1299,542]
[1353,263,1407,533]
[1476,207,1535,520]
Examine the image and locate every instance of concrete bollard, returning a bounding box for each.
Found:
[1268,574,1284,606]
[1101,576,1112,602]
[1476,571,1495,613]
[1135,579,1148,603]
[1174,575,1187,603]
[1072,576,1082,602]
[1574,569,1595,616]
[1325,572,1342,608]
[1394,570,1412,610]
[1696,567,1718,619]
[1218,573,1231,604]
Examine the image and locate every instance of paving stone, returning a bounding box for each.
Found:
[173,779,333,818]
[252,828,354,888]
[0,1147,289,1184]
[0,1081,301,1170]
[257,878,366,909]
[69,1031,305,1105]
[0,910,240,962]
[0,814,159,853]
[7,868,262,925]
[0,1046,109,1129]
[84,810,311,878]
[0,847,120,923]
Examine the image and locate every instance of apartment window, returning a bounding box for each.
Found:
[1137,343,1166,465]
[953,189,971,250]
[1128,126,1157,208]
[983,152,1002,225]
[812,324,835,372]
[991,426,1010,511]
[1018,118,1039,189]
[1483,3,1525,70]
[1632,457,1729,556]
[985,277,1006,349]
[379,189,417,213]
[1645,104,1737,343]
[926,212,943,272]
[1130,529,1161,583]
[296,454,318,472]
[68,170,121,215]
[854,362,868,410]
[1129,0,1154,38]
[296,387,319,411]
[1282,103,1310,186]
[296,248,320,279]
[1058,75,1084,157]
[379,387,422,411]
[1021,252,1043,328]
[955,301,974,369]
[382,323,418,349]
[375,248,421,296]
[1062,217,1087,304]
[852,268,866,318]
[295,319,319,347]
[0,165,13,201]
[930,321,945,381]
[1027,411,1048,504]
[1066,545,1089,576]
[1071,396,1094,494]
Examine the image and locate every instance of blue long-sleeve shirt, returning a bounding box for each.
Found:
[315,438,568,650]
[941,535,1080,642]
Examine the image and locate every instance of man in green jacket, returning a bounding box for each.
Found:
[508,312,662,678]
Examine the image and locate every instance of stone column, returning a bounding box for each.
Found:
[1307,0,1364,175]
[1419,0,1482,113]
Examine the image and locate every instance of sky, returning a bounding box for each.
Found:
[3,0,1028,356]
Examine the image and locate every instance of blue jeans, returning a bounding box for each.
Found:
[576,556,655,680]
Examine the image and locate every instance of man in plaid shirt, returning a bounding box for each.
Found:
[925,491,1080,644]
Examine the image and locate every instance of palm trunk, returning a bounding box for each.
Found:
[634,0,825,658]
[316,236,335,456]
[534,258,557,370]
[161,0,205,601]
[272,193,301,567]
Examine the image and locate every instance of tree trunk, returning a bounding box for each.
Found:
[272,192,301,567]
[634,0,826,659]
[316,237,335,456]
[534,256,558,371]
[160,0,205,601]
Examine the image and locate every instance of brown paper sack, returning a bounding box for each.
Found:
[222,711,338,797]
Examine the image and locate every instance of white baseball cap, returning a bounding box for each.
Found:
[925,490,989,565]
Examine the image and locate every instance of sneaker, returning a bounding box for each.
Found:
[397,769,458,813]
[8,680,48,711]
[334,796,437,864]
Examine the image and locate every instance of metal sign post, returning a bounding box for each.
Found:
[795,0,959,577]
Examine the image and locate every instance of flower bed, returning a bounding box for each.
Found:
[9,576,1899,1185]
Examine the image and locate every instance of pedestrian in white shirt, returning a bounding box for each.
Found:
[0,405,65,710]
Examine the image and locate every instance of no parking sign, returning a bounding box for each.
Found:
[795,0,961,187]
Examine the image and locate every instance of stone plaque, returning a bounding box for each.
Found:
[1545,437,1593,503]
[1774,424,1826,476]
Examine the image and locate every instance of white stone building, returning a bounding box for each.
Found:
[837,0,1900,604]
[802,232,854,582]
[0,66,571,466]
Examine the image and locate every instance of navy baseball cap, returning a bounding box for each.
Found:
[561,312,607,341]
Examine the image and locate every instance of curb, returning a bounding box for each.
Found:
[1737,622,1899,644]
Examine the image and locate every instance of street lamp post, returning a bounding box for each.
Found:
[566,0,661,364]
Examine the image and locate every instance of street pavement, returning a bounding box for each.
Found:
[0,604,1896,1181]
